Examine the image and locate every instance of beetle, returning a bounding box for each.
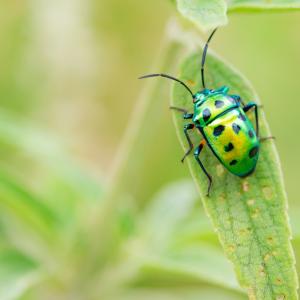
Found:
[139,29,271,196]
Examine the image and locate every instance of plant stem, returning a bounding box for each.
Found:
[80,19,198,284]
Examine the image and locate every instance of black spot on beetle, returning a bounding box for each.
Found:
[230,159,238,166]
[232,123,241,134]
[249,146,259,158]
[215,100,224,108]
[238,112,246,121]
[248,130,254,138]
[224,142,234,152]
[203,108,211,122]
[213,125,225,136]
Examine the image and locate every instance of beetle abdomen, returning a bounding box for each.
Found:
[202,108,259,177]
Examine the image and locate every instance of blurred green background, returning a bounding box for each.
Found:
[0,0,299,299]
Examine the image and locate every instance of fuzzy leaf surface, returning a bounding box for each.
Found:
[171,50,298,299]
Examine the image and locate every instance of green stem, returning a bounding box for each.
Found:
[81,19,197,283]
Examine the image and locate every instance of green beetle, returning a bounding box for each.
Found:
[139,29,269,196]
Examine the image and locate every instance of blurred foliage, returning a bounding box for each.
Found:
[175,0,227,31]
[172,0,300,31]
[228,0,300,12]
[0,0,298,299]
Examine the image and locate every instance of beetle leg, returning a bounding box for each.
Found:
[183,113,194,119]
[231,95,263,108]
[243,102,259,137]
[194,140,213,197]
[181,123,195,162]
[170,106,193,119]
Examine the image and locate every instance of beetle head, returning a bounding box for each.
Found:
[193,86,229,105]
[193,89,213,105]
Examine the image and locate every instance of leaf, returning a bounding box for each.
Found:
[0,247,41,300]
[175,0,228,31]
[140,180,198,249]
[171,51,298,299]
[128,180,241,292]
[0,110,102,201]
[105,285,246,300]
[228,0,300,12]
[0,172,59,239]
[172,0,300,31]
[135,245,242,292]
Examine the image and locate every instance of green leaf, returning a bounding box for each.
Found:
[135,245,242,292]
[228,0,300,12]
[140,180,198,248]
[105,285,246,300]
[0,110,102,200]
[175,0,228,31]
[172,0,300,31]
[0,172,59,239]
[171,51,298,299]
[129,180,241,292]
[0,247,41,300]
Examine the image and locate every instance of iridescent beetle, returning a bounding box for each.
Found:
[139,29,269,196]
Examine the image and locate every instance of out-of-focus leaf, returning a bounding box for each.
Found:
[134,245,241,292]
[0,110,102,202]
[141,180,198,249]
[108,285,246,300]
[228,0,300,12]
[172,51,298,299]
[0,172,59,239]
[172,0,300,31]
[0,248,41,300]
[176,0,227,31]
[127,180,240,292]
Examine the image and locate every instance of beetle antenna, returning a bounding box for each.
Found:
[201,28,218,89]
[139,73,194,98]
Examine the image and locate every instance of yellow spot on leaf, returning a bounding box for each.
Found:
[248,287,256,300]
[264,253,271,262]
[247,199,255,206]
[218,194,225,203]
[275,278,283,285]
[259,265,266,277]
[228,244,235,252]
[263,186,273,200]
[186,79,195,86]
[242,180,249,192]
[276,295,285,300]
[239,228,250,236]
[267,236,275,245]
[216,164,224,176]
[251,208,260,218]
